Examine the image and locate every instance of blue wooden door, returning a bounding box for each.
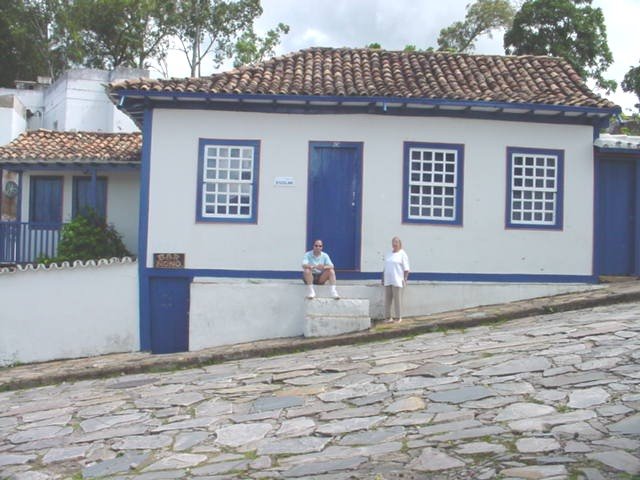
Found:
[597,159,636,275]
[29,176,63,223]
[73,177,107,218]
[307,142,362,271]
[149,277,190,353]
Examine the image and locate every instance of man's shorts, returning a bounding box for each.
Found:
[302,271,324,284]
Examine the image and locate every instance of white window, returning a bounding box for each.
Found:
[197,140,260,223]
[404,142,464,225]
[507,147,563,229]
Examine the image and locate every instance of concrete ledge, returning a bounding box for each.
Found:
[305,297,370,316]
[304,298,371,337]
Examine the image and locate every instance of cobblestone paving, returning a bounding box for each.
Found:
[1,302,639,479]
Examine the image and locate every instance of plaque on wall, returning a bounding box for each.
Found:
[153,253,185,269]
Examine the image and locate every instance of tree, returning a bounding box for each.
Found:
[0,0,81,86]
[174,0,287,77]
[72,0,176,70]
[504,0,615,92]
[233,22,289,67]
[438,0,515,53]
[622,61,640,111]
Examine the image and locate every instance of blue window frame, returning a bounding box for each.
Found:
[506,147,564,230]
[403,142,464,225]
[72,176,107,219]
[196,139,260,223]
[29,176,63,223]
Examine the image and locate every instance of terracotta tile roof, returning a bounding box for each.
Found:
[110,47,615,110]
[0,130,141,164]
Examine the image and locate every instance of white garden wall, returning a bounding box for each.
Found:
[0,259,138,366]
[189,279,599,350]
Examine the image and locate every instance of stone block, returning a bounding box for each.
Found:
[304,298,370,337]
[305,297,369,317]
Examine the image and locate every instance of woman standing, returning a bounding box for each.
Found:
[382,236,410,323]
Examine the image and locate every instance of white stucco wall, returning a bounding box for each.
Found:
[19,170,140,253]
[0,96,27,145]
[0,260,138,366]
[189,279,599,350]
[42,69,142,133]
[147,109,595,277]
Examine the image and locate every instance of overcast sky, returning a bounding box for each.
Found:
[166,0,639,113]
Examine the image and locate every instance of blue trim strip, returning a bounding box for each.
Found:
[113,89,620,117]
[149,267,596,283]
[16,172,23,222]
[0,164,139,171]
[595,148,640,156]
[117,98,614,128]
[138,109,153,351]
[592,156,601,277]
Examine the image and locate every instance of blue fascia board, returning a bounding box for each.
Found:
[140,266,596,284]
[0,163,140,172]
[595,147,640,156]
[113,89,620,118]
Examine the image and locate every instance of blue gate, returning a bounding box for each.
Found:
[307,142,362,271]
[149,277,191,353]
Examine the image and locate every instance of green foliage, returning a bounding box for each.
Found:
[41,210,131,264]
[366,43,382,49]
[71,0,176,70]
[504,0,616,92]
[1,0,288,85]
[175,0,288,76]
[438,0,515,53]
[622,61,640,111]
[233,22,289,67]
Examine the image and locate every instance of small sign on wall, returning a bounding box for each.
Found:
[153,253,185,269]
[274,176,295,186]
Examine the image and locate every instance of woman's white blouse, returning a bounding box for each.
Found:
[383,250,410,287]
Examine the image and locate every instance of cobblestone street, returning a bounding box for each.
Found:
[1,301,639,479]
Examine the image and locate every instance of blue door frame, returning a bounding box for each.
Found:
[307,142,363,271]
[596,155,640,276]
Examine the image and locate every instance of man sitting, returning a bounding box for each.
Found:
[302,240,340,299]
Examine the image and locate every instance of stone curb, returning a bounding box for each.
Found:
[2,282,640,391]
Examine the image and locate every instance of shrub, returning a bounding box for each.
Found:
[40,210,131,264]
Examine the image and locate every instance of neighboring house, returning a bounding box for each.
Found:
[0,68,147,145]
[108,47,620,353]
[594,134,640,276]
[0,130,141,264]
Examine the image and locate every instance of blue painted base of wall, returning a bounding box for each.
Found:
[144,267,597,284]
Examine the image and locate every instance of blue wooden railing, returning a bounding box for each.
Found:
[0,222,64,265]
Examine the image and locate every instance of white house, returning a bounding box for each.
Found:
[108,47,620,354]
[0,130,141,263]
[0,68,147,145]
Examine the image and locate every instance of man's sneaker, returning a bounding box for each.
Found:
[331,288,340,299]
[306,287,316,299]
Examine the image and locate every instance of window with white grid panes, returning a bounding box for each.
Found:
[404,143,463,224]
[197,140,259,223]
[507,147,563,229]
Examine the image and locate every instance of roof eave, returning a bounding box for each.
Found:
[111,89,620,125]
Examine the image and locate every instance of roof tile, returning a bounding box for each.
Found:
[0,130,141,164]
[109,47,614,109]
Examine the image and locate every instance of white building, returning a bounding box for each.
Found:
[108,48,621,354]
[0,67,148,145]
